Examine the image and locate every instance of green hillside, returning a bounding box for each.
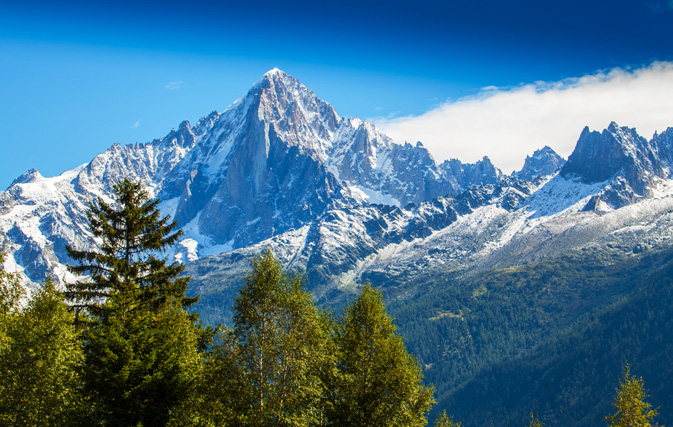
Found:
[387,245,673,426]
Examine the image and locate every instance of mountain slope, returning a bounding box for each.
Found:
[412,246,673,426]
[0,126,196,287]
[184,123,673,306]
[0,69,502,288]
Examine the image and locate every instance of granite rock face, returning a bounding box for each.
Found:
[0,69,508,286]
[561,122,673,208]
[153,69,506,249]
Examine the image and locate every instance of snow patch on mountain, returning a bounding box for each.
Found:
[525,175,610,217]
[348,185,402,207]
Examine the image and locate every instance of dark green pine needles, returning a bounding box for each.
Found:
[65,178,204,427]
[66,178,196,320]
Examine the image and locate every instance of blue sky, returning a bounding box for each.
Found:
[2,0,673,187]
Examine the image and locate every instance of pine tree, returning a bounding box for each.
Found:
[84,299,202,426]
[225,249,329,427]
[328,283,435,427]
[66,178,196,320]
[66,178,203,426]
[0,278,86,426]
[606,364,661,427]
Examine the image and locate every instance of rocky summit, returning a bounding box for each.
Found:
[0,69,507,289]
[560,122,673,208]
[514,145,566,181]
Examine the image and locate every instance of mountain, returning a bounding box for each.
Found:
[514,145,565,181]
[0,129,195,286]
[560,122,673,209]
[0,69,501,289]
[183,122,673,311]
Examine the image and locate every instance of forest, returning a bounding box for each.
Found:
[0,179,666,426]
[388,244,673,425]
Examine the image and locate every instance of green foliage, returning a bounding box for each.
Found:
[606,364,661,427]
[66,178,196,320]
[527,413,543,427]
[192,252,434,427]
[433,410,462,427]
[387,246,673,426]
[84,300,202,426]
[67,179,204,426]
[175,327,243,426]
[327,283,435,427]
[0,278,86,426]
[228,249,328,426]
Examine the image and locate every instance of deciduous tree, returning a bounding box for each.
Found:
[527,413,543,427]
[606,364,661,427]
[433,410,462,427]
[227,249,328,427]
[328,283,435,427]
[0,278,86,426]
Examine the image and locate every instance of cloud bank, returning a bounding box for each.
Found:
[375,62,673,174]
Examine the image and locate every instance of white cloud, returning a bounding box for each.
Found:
[165,81,184,90]
[130,120,141,128]
[374,62,673,174]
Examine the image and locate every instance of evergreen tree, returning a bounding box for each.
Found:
[66,178,196,320]
[606,364,661,427]
[84,299,202,426]
[66,178,203,426]
[225,249,328,427]
[0,278,86,426]
[328,283,435,427]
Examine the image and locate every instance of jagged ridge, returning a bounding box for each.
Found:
[0,69,506,286]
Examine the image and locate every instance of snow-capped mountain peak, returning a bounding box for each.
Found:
[251,69,341,156]
[10,168,43,187]
[558,122,673,208]
[514,145,565,181]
